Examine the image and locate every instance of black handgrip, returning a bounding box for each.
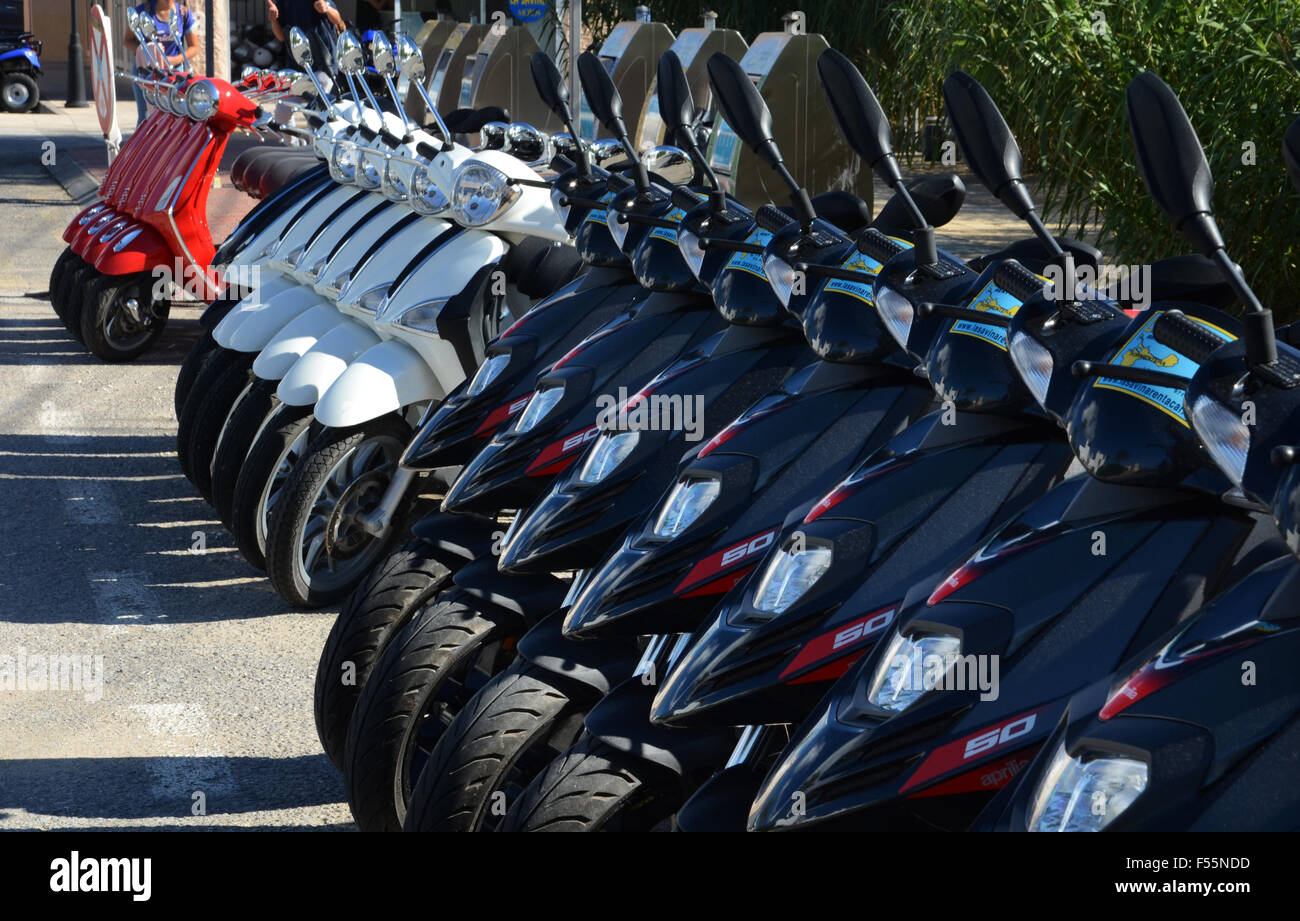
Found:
[673,187,704,212]
[1151,310,1229,364]
[756,204,795,233]
[919,302,1012,328]
[359,126,378,143]
[606,172,633,192]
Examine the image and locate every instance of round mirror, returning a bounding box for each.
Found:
[369,32,396,77]
[289,27,314,69]
[336,32,366,76]
[644,146,693,186]
[479,122,509,150]
[395,34,425,82]
[589,137,625,167]
[505,123,549,163]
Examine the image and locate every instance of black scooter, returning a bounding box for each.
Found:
[972,108,1300,833]
[745,71,1282,832]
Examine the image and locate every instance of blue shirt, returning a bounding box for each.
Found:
[134,3,198,59]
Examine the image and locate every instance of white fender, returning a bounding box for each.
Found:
[222,286,327,353]
[313,339,442,429]
[252,304,349,380]
[277,321,383,407]
[223,188,322,272]
[326,214,450,306]
[267,184,378,272]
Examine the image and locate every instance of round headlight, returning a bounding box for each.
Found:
[652,477,720,539]
[866,631,962,713]
[185,79,220,121]
[1009,330,1055,409]
[168,83,186,116]
[330,142,358,183]
[1027,742,1148,832]
[514,386,564,433]
[381,156,413,203]
[357,148,386,190]
[752,541,833,615]
[577,430,640,485]
[452,162,520,227]
[410,166,449,215]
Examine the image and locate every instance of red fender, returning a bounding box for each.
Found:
[92,222,175,277]
[63,203,106,244]
[80,217,137,266]
[71,209,124,257]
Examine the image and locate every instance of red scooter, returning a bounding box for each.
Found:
[49,10,291,362]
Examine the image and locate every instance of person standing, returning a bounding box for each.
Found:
[125,0,201,127]
[267,0,346,85]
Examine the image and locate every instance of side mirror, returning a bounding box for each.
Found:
[530,52,570,122]
[1125,71,1220,256]
[655,51,695,144]
[396,34,425,83]
[942,71,1034,219]
[577,51,624,133]
[1285,118,1300,196]
[289,27,314,69]
[336,31,366,76]
[370,31,397,78]
[706,53,777,166]
[817,49,898,185]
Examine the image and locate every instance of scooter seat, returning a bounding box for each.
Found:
[258,155,320,199]
[1124,253,1236,310]
[444,106,511,134]
[232,147,316,198]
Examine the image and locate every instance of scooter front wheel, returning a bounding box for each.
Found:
[48,247,78,323]
[264,415,413,608]
[80,272,169,362]
[228,400,316,571]
[502,735,683,832]
[56,259,97,343]
[314,539,455,773]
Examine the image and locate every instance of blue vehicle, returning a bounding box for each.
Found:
[0,29,41,112]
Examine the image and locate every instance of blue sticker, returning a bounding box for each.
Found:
[582,190,618,226]
[822,238,910,304]
[724,229,773,278]
[649,207,688,243]
[1093,312,1235,426]
[951,277,1038,351]
[508,0,548,23]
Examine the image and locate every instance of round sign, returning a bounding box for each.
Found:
[508,0,548,24]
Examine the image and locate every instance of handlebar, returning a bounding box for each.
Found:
[756,205,795,233]
[1150,310,1229,365]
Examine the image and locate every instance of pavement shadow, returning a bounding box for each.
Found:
[0,310,206,368]
[0,754,348,826]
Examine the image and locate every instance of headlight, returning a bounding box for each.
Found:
[410,167,449,215]
[185,79,219,120]
[875,285,917,351]
[467,353,510,397]
[679,228,706,281]
[550,183,572,223]
[395,300,449,335]
[607,204,631,251]
[652,477,720,539]
[452,162,520,227]
[342,284,388,314]
[330,142,358,183]
[381,157,412,203]
[866,631,962,713]
[515,386,564,433]
[764,252,798,308]
[752,541,833,615]
[357,148,386,190]
[577,430,640,485]
[1190,394,1250,487]
[1027,742,1148,832]
[168,83,185,116]
[1009,331,1054,408]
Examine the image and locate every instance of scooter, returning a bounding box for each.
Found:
[0,27,41,112]
[638,51,1235,832]
[743,70,1281,832]
[971,106,1300,834]
[50,10,290,362]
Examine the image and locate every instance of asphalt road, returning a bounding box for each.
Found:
[0,113,353,829]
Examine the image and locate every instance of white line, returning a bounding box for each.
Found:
[87,571,169,632]
[127,703,237,812]
[59,479,121,525]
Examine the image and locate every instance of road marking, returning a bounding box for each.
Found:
[59,478,121,524]
[128,703,237,814]
[87,571,169,632]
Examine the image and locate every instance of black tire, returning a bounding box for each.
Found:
[501,736,682,832]
[175,347,253,488]
[58,260,98,343]
[183,355,259,503]
[1,72,38,112]
[404,660,592,832]
[48,247,78,323]
[229,400,315,571]
[79,271,169,362]
[210,376,279,527]
[264,415,413,608]
[343,592,520,832]
[314,539,455,772]
[175,329,221,422]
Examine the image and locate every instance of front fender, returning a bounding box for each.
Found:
[313,338,441,428]
[409,510,500,567]
[450,558,567,623]
[64,202,106,244]
[217,285,324,352]
[584,677,735,776]
[252,303,347,380]
[276,320,382,406]
[516,611,641,695]
[91,222,174,276]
